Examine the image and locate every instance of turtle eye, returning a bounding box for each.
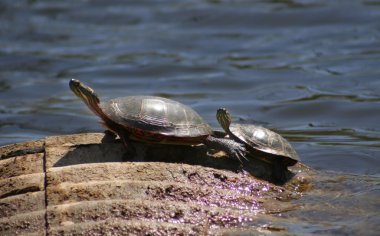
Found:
[70,78,80,86]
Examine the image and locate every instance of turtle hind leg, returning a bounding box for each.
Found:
[204,136,248,162]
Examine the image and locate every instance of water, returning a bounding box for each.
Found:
[0,0,379,234]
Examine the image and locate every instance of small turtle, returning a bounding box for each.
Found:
[69,79,246,160]
[216,108,300,182]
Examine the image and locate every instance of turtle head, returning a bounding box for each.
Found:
[216,108,232,133]
[69,79,100,105]
[69,79,103,117]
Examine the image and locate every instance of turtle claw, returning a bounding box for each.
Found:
[236,151,249,163]
[229,142,248,163]
[217,137,248,163]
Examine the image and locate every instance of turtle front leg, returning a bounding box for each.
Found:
[271,160,289,184]
[104,129,117,138]
[204,136,248,163]
[117,131,137,157]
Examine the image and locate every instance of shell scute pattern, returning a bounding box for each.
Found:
[231,124,300,163]
[100,96,212,138]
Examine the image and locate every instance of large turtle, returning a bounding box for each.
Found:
[216,108,300,182]
[69,79,246,160]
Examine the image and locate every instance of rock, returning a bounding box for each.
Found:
[0,133,309,235]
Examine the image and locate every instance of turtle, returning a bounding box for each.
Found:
[216,108,300,182]
[69,79,246,160]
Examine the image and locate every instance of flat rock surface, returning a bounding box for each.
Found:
[0,133,310,235]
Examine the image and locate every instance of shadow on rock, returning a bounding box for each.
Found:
[56,133,295,184]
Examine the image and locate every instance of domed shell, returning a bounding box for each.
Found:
[100,96,212,138]
[230,124,300,166]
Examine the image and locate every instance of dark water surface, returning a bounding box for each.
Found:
[0,0,379,234]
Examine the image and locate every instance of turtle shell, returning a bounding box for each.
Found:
[230,124,300,166]
[99,96,212,144]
